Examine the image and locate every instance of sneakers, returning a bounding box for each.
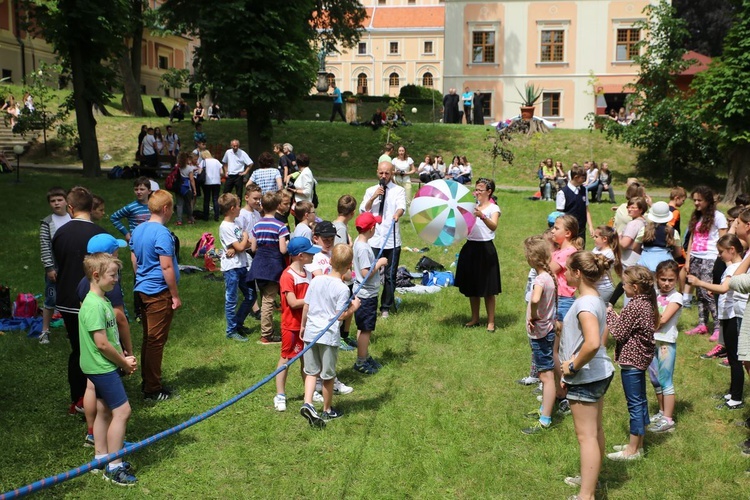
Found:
[236,325,253,336]
[532,384,543,395]
[84,433,95,447]
[701,344,727,359]
[612,444,644,453]
[709,329,720,342]
[339,338,355,351]
[103,465,138,486]
[300,403,325,428]
[516,376,540,386]
[720,358,730,368]
[563,476,601,489]
[716,401,745,410]
[649,411,664,424]
[521,421,551,435]
[381,311,389,319]
[39,330,50,344]
[322,407,343,421]
[607,449,643,461]
[259,335,281,345]
[144,389,172,402]
[647,417,675,433]
[273,394,286,412]
[685,324,708,336]
[313,391,324,403]
[92,461,131,475]
[366,356,382,369]
[68,397,84,416]
[557,398,571,416]
[683,297,693,309]
[342,336,358,348]
[524,409,542,419]
[226,332,249,342]
[353,360,378,375]
[334,379,353,395]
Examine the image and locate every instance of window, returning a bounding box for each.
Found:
[422,72,433,88]
[1,69,11,83]
[158,55,169,70]
[358,42,367,55]
[472,31,495,63]
[424,41,433,54]
[408,0,415,3]
[357,73,368,95]
[389,42,399,55]
[389,73,400,88]
[540,30,564,62]
[378,0,385,4]
[326,73,335,88]
[616,28,640,61]
[481,93,491,117]
[542,92,561,117]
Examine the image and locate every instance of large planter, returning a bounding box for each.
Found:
[345,101,358,123]
[520,106,535,120]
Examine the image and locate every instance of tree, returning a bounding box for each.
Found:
[598,0,719,184]
[159,68,190,99]
[673,0,736,57]
[14,63,70,155]
[160,0,366,157]
[118,0,146,117]
[690,0,750,201]
[23,0,131,176]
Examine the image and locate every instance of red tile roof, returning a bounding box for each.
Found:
[366,6,444,30]
[680,51,712,76]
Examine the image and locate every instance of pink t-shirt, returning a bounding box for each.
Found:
[527,271,557,339]
[553,246,578,298]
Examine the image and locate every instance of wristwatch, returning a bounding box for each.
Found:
[568,361,578,375]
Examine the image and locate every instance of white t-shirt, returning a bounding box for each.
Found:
[592,247,615,295]
[392,157,414,181]
[141,134,156,155]
[292,223,313,242]
[719,262,741,320]
[654,288,683,343]
[524,268,538,303]
[353,239,379,299]
[222,148,253,175]
[203,158,223,185]
[467,203,501,241]
[560,295,614,385]
[620,218,646,267]
[303,275,349,346]
[690,211,728,260]
[447,164,461,178]
[219,220,248,271]
[306,250,331,276]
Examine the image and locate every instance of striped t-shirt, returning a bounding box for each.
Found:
[252,217,289,246]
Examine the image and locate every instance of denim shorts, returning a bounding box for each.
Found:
[557,296,575,322]
[88,370,129,410]
[44,275,56,309]
[530,331,556,372]
[566,374,614,403]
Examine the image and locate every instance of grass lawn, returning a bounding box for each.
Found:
[0,171,748,498]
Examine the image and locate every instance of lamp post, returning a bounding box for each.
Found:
[13,145,23,183]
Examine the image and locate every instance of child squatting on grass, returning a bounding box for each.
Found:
[299,244,360,428]
[78,252,138,486]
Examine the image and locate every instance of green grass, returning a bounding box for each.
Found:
[0,171,748,498]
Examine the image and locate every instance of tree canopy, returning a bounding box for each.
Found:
[674,0,736,57]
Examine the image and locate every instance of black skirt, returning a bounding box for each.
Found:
[455,239,501,297]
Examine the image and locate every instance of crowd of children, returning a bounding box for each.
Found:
[519,182,750,499]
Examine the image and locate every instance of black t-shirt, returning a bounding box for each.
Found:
[76,276,125,307]
[52,219,106,313]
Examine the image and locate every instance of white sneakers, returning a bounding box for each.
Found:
[273,394,286,412]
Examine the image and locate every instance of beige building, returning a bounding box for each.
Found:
[324,0,445,97]
[0,0,191,96]
[444,0,663,127]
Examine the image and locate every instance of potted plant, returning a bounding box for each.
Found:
[515,83,543,120]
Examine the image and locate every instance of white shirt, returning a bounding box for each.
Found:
[360,181,406,249]
[468,203,500,241]
[141,134,156,155]
[654,289,683,343]
[219,221,248,271]
[305,250,331,276]
[292,223,313,242]
[690,211,728,260]
[556,183,589,211]
[222,148,253,175]
[392,157,414,181]
[303,275,350,346]
[203,158,223,185]
[165,133,180,154]
[294,167,315,203]
[719,262,741,320]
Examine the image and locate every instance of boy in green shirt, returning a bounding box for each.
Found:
[78,253,138,486]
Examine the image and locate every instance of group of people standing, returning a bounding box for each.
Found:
[2,92,34,129]
[442,87,484,125]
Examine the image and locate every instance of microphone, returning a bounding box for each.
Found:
[378,177,387,217]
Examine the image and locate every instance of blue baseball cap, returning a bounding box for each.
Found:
[87,233,127,254]
[287,237,322,256]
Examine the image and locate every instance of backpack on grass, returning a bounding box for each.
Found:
[192,232,215,258]
[165,165,180,192]
[13,293,38,318]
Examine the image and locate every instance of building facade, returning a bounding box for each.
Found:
[443,0,664,127]
[324,0,445,97]
[0,0,191,96]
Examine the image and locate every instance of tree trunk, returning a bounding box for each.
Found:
[245,111,273,160]
[725,144,750,202]
[70,45,101,177]
[119,49,144,116]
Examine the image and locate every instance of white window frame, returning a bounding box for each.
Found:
[388,41,400,56]
[612,19,643,64]
[541,91,563,121]
[357,42,368,56]
[423,40,434,55]
[535,20,570,67]
[467,22,500,67]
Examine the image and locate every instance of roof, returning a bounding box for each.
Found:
[364,6,444,30]
[679,51,712,76]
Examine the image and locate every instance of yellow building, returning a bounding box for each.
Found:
[444,0,664,127]
[0,0,191,96]
[324,0,445,97]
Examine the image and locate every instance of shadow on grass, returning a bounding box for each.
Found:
[170,363,238,392]
[437,311,519,329]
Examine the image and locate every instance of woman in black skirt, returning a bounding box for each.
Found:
[455,178,501,331]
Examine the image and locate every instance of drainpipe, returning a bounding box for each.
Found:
[13,0,26,84]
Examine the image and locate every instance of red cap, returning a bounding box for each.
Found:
[355,212,382,232]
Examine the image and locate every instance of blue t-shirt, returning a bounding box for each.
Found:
[332,87,342,104]
[130,221,180,295]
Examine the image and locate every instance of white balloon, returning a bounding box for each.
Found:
[411,107,417,114]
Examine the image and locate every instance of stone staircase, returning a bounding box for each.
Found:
[0,124,37,161]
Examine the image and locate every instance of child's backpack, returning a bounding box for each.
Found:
[107,166,123,179]
[192,232,215,258]
[171,231,181,264]
[165,165,180,192]
[421,270,454,287]
[13,293,38,318]
[415,255,444,272]
[121,165,135,179]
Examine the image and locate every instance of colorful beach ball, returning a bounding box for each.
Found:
[409,179,477,246]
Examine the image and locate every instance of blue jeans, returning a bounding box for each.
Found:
[224,267,255,335]
[621,366,649,436]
